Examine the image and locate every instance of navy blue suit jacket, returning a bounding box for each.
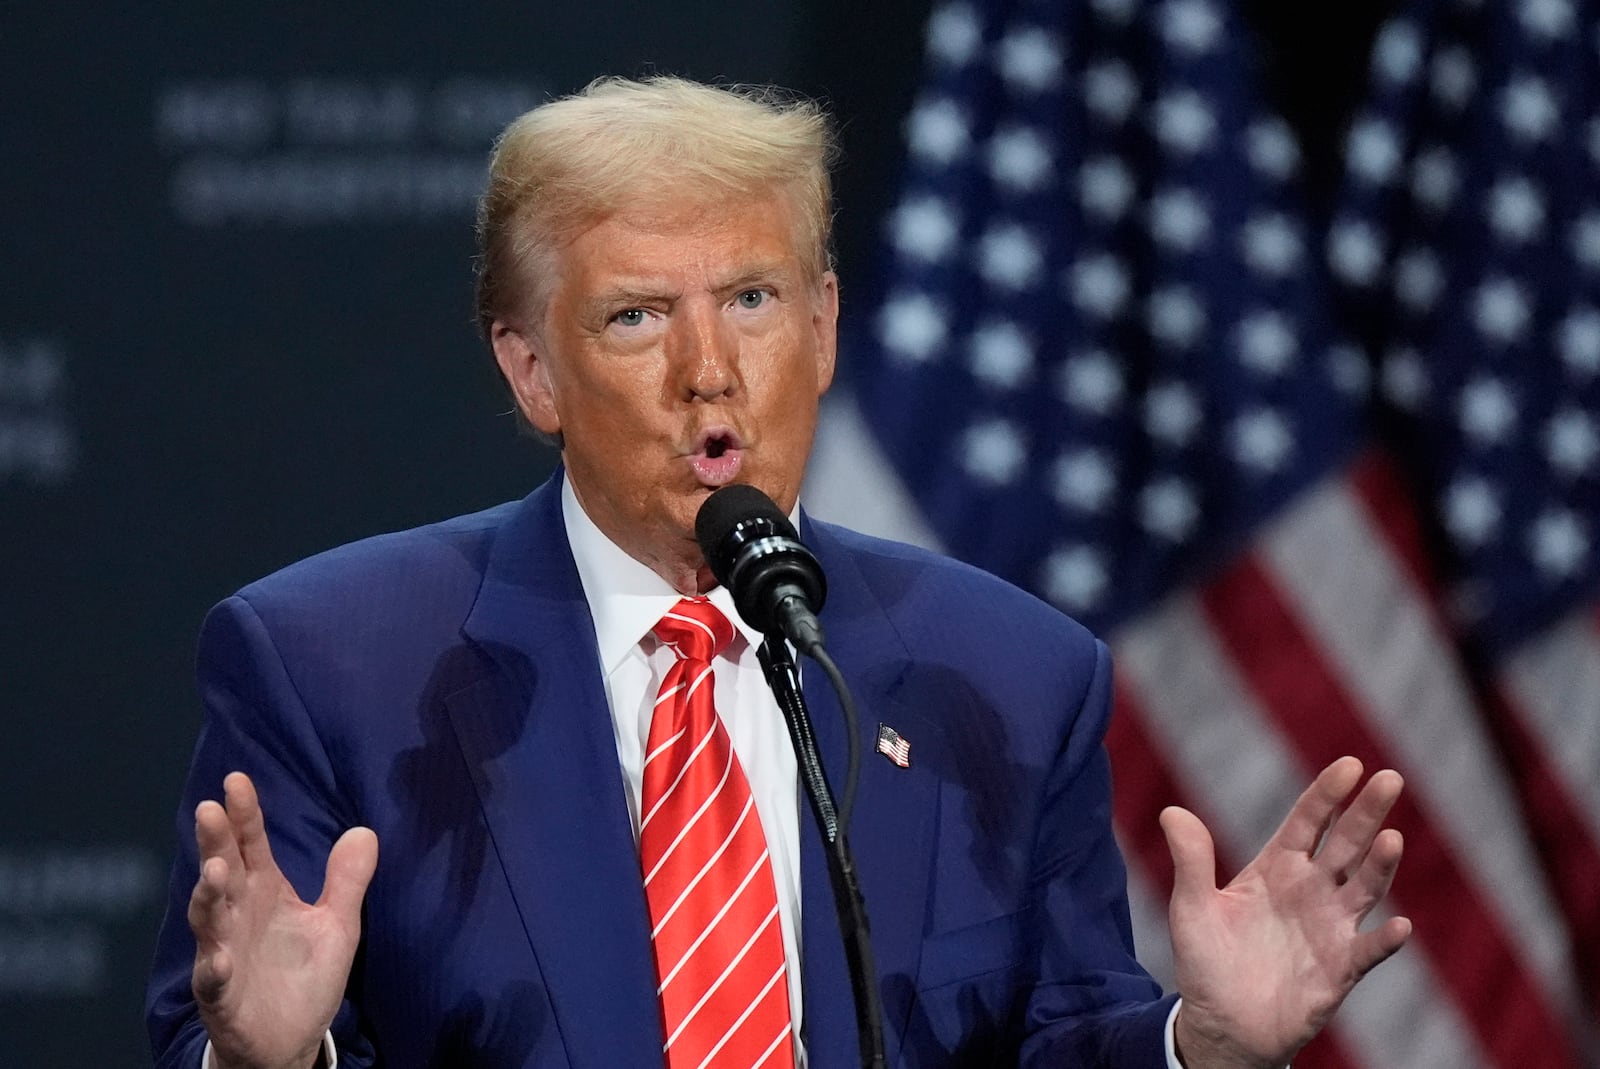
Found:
[148,473,1174,1067]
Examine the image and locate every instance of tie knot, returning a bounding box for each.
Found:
[652,598,736,664]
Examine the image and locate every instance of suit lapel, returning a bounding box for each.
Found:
[447,474,663,1068]
[798,518,942,1069]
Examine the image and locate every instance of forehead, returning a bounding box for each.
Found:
[557,190,806,283]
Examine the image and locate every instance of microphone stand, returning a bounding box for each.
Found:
[757,637,886,1069]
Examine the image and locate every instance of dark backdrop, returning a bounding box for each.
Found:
[0,3,1383,1063]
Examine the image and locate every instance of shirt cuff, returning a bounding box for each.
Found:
[1164,998,1184,1069]
[202,1032,337,1069]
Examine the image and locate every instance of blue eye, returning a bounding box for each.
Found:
[736,290,767,309]
[614,309,647,327]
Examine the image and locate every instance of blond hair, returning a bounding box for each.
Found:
[475,75,838,336]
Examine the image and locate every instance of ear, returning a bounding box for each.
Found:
[491,319,561,436]
[812,270,840,396]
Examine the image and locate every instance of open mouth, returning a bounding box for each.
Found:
[690,428,744,486]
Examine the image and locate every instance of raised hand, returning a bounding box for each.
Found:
[1162,757,1411,1069]
[188,772,378,1069]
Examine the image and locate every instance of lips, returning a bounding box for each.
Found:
[688,427,745,487]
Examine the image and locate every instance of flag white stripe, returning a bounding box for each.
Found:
[1115,595,1492,1069]
[1501,612,1600,847]
[1261,478,1579,1010]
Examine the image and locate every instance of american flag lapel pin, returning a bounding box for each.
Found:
[876,722,911,768]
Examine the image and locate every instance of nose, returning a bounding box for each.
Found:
[671,299,739,401]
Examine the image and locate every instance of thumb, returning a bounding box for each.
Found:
[1160,805,1217,907]
[318,826,379,918]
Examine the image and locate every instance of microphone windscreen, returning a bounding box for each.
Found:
[695,484,798,591]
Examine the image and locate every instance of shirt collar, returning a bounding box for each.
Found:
[561,473,789,673]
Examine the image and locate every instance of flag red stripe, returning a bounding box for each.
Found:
[1351,450,1600,1018]
[1197,557,1584,1069]
[1488,680,1600,1015]
[1107,686,1364,1069]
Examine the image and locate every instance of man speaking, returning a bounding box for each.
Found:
[147,77,1410,1069]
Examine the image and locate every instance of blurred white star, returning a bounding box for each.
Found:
[1501,76,1560,142]
[1347,118,1403,185]
[1394,247,1445,313]
[1244,117,1300,180]
[1519,0,1575,40]
[878,293,949,363]
[1240,213,1304,277]
[960,417,1028,485]
[1152,90,1218,155]
[1160,0,1223,54]
[977,224,1046,290]
[988,125,1054,193]
[1326,344,1372,398]
[1140,476,1201,541]
[1149,187,1212,251]
[907,98,972,165]
[1459,376,1519,444]
[1067,253,1132,319]
[1230,409,1294,473]
[1430,47,1477,109]
[1084,60,1140,125]
[1078,156,1137,222]
[1090,0,1139,25]
[1557,306,1600,377]
[1473,277,1533,344]
[1051,448,1118,512]
[1147,285,1208,348]
[890,196,961,263]
[968,321,1035,390]
[1375,20,1423,84]
[1411,147,1461,213]
[1059,350,1126,415]
[1381,348,1430,411]
[1487,176,1545,243]
[1235,310,1298,375]
[997,27,1065,93]
[1042,544,1109,612]
[1569,211,1600,269]
[1328,218,1385,286]
[1528,510,1589,578]
[1145,380,1204,445]
[926,3,983,66]
[1545,408,1600,476]
[1443,476,1502,546]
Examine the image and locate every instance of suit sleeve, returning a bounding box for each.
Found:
[145,594,378,1069]
[1018,637,1177,1069]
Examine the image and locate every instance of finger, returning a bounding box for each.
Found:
[192,944,234,1007]
[1351,915,1412,978]
[1160,806,1218,908]
[1342,828,1404,914]
[318,827,379,920]
[1268,756,1364,856]
[186,855,232,945]
[1317,770,1404,882]
[223,771,277,873]
[195,799,244,872]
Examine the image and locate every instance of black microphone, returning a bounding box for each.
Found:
[695,484,827,654]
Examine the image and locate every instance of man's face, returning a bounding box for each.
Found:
[492,189,838,592]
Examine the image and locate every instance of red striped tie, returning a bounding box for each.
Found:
[639,598,796,1069]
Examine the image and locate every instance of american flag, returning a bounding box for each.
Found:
[805,1,1600,1067]
[876,722,913,768]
